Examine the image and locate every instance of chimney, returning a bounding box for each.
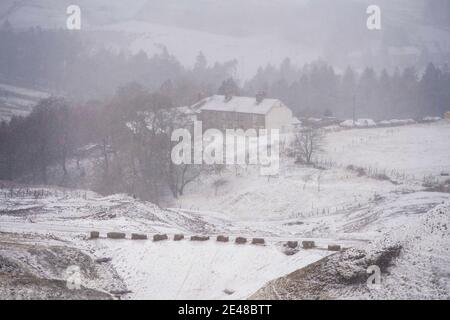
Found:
[256,91,266,104]
[224,94,233,102]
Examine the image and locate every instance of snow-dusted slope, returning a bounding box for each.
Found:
[96,239,328,299]
[174,122,450,219]
[0,184,333,300]
[98,20,316,79]
[0,83,50,121]
[1,122,449,299]
[324,121,450,180]
[251,201,450,300]
[0,0,147,28]
[2,1,450,79]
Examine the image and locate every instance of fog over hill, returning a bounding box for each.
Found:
[1,0,450,303]
[1,0,449,78]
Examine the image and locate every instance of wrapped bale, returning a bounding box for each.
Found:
[216,235,229,242]
[286,241,298,249]
[328,244,341,252]
[107,232,126,239]
[191,235,210,241]
[174,234,184,241]
[90,231,100,239]
[302,241,315,249]
[153,234,168,242]
[131,233,148,240]
[252,238,265,245]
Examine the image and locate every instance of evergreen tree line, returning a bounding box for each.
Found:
[1,25,450,121]
[0,23,238,104]
[243,59,450,120]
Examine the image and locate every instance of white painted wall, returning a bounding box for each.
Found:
[265,102,293,133]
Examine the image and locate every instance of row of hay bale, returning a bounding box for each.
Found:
[90,231,265,245]
[286,240,341,251]
[90,231,341,251]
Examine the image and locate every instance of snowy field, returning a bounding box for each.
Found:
[0,187,334,299]
[1,121,450,299]
[94,240,328,299]
[175,121,450,219]
[323,121,450,181]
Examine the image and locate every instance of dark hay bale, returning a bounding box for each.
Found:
[302,241,315,249]
[110,290,132,296]
[90,231,100,239]
[223,289,235,295]
[153,234,168,242]
[216,235,229,242]
[95,257,112,264]
[251,238,265,245]
[328,245,341,252]
[191,235,210,241]
[131,233,147,240]
[174,234,184,241]
[235,237,247,244]
[286,241,298,249]
[283,248,299,256]
[107,232,126,239]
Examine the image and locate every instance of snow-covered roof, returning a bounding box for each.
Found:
[340,119,377,128]
[176,106,197,116]
[291,117,302,125]
[194,95,284,115]
[423,116,442,122]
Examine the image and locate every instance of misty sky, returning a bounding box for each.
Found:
[0,0,427,35]
[1,0,448,78]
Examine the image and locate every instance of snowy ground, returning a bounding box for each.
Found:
[1,121,450,299]
[252,201,450,300]
[323,121,450,181]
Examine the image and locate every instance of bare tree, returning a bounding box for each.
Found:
[292,127,323,165]
[167,110,203,198]
[169,163,202,198]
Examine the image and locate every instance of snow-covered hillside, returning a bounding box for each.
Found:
[252,201,450,300]
[0,185,334,299]
[1,121,449,299]
[2,1,450,79]
[0,0,147,28]
[324,121,450,180]
[174,121,450,219]
[98,20,317,79]
[0,83,50,121]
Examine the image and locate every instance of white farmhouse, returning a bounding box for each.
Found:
[192,94,294,133]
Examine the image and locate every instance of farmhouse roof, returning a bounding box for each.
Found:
[193,95,284,115]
